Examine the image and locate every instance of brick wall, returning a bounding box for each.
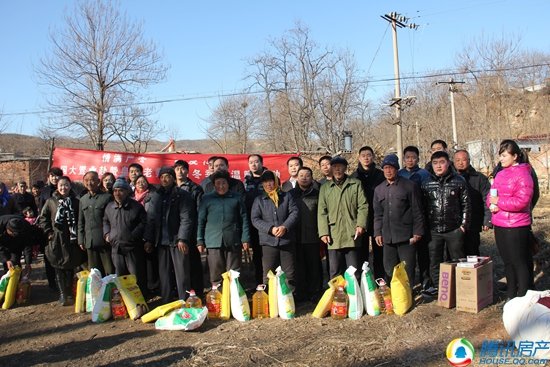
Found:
[0,159,49,189]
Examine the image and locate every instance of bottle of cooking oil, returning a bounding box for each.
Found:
[376,278,393,315]
[206,284,222,319]
[252,284,269,319]
[185,289,202,308]
[331,285,348,320]
[111,287,128,320]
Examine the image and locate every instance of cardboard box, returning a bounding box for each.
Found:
[455,261,493,313]
[438,262,458,308]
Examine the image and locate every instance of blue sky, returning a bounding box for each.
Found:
[1,0,548,142]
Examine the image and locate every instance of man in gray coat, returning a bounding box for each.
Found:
[78,171,114,275]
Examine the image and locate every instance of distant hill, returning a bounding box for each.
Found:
[0,133,219,156]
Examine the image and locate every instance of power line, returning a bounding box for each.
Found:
[2,62,549,118]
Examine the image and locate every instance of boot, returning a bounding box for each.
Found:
[65,270,75,305]
[55,269,68,306]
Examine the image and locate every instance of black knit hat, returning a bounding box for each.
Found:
[260,170,277,182]
[7,217,25,236]
[158,166,176,179]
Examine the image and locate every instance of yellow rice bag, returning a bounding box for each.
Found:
[312,275,345,318]
[2,266,22,310]
[75,270,89,313]
[220,271,231,320]
[114,274,149,320]
[267,270,278,318]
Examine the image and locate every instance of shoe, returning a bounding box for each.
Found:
[421,287,438,298]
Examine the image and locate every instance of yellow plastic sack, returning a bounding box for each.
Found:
[2,266,22,310]
[267,270,278,318]
[142,299,185,323]
[114,274,149,320]
[220,271,231,320]
[312,275,345,318]
[75,270,89,313]
[390,261,412,316]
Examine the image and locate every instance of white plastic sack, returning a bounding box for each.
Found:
[0,271,10,302]
[276,266,295,319]
[344,265,364,319]
[229,270,250,322]
[85,268,103,313]
[155,307,208,331]
[503,290,550,359]
[360,262,381,316]
[91,274,117,323]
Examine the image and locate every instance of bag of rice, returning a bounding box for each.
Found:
[275,266,295,320]
[91,274,117,323]
[229,270,250,322]
[85,268,102,313]
[114,274,149,320]
[155,307,208,331]
[360,262,381,316]
[344,265,364,319]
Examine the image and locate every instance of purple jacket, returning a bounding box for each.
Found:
[487,163,534,228]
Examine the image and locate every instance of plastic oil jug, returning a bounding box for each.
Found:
[376,278,393,315]
[206,284,222,319]
[331,285,348,320]
[111,287,128,319]
[252,284,269,319]
[186,289,203,308]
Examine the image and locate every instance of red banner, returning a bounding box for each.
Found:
[52,147,294,184]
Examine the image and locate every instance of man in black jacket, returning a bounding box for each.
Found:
[291,167,322,301]
[144,167,197,303]
[351,146,385,279]
[0,215,33,276]
[374,155,424,288]
[421,151,471,297]
[454,150,492,256]
[103,178,147,292]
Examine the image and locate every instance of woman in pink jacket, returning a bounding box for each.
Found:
[488,139,535,299]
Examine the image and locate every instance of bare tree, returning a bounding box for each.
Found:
[248,23,366,153]
[36,0,168,151]
[206,95,258,154]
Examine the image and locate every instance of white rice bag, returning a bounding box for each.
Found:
[275,266,295,319]
[85,268,103,313]
[229,270,250,322]
[91,274,117,323]
[155,307,208,331]
[360,262,381,316]
[344,265,364,319]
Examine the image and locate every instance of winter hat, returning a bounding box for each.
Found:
[158,166,176,179]
[7,217,25,236]
[260,170,277,182]
[330,156,348,167]
[381,154,400,170]
[113,177,131,191]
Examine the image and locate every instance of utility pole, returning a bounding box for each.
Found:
[436,78,465,150]
[381,12,418,164]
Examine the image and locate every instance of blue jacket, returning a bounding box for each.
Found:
[251,191,299,247]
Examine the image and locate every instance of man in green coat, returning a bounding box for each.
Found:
[78,171,114,275]
[197,171,250,286]
[318,156,368,279]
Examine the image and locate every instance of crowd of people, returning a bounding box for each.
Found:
[0,138,540,308]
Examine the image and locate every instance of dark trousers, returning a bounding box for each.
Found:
[464,230,481,256]
[360,236,385,280]
[262,244,296,292]
[328,247,361,280]
[87,246,114,275]
[495,225,534,298]
[188,245,204,297]
[145,249,160,291]
[250,228,263,285]
[295,242,322,299]
[44,251,57,289]
[428,228,465,287]
[206,246,242,286]
[112,247,147,295]
[157,245,190,303]
[383,241,416,289]
[416,236,431,288]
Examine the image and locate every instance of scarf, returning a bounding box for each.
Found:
[55,196,77,241]
[264,180,280,208]
[134,189,149,207]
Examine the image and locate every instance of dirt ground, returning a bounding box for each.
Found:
[1,195,549,367]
